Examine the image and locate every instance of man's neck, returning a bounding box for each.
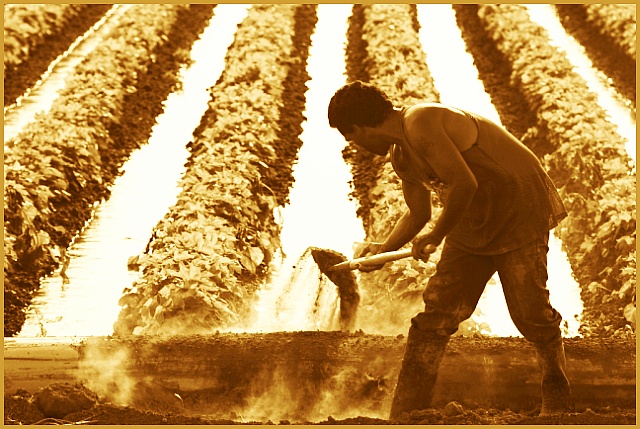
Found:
[377,108,405,141]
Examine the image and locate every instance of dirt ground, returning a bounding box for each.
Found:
[4,333,636,425]
[4,383,636,425]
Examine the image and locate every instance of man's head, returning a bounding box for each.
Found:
[328,81,394,136]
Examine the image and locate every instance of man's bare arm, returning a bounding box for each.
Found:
[411,111,478,247]
[379,180,432,253]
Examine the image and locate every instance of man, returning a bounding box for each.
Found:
[328,81,572,419]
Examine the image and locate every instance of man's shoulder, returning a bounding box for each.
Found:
[407,103,464,120]
[404,103,449,132]
[409,102,447,112]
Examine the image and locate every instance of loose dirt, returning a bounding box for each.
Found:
[311,247,360,331]
[4,334,636,425]
[5,384,636,425]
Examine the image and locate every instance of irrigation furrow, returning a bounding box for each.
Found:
[342,4,445,334]
[17,5,248,339]
[554,4,636,110]
[114,5,318,336]
[476,4,635,336]
[341,4,635,336]
[525,4,635,161]
[583,4,636,61]
[252,4,366,333]
[4,5,218,336]
[3,4,113,107]
[4,5,129,140]
[4,3,635,341]
[416,4,582,337]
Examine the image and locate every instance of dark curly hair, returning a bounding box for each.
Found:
[328,81,395,135]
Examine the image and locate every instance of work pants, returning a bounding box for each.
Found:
[412,232,563,344]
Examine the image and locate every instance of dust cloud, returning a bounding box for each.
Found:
[77,342,136,406]
[237,357,395,423]
[250,247,357,333]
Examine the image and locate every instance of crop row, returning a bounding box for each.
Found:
[477,4,635,336]
[3,5,216,336]
[3,4,113,106]
[340,4,448,334]
[4,4,634,338]
[114,4,318,335]
[583,4,636,61]
[554,4,636,110]
[4,4,87,71]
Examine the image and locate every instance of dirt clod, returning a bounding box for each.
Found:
[444,401,465,416]
[34,383,98,419]
[4,392,46,425]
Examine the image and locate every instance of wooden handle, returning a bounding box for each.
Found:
[329,244,437,271]
[349,249,412,269]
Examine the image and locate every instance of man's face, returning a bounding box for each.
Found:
[343,125,392,156]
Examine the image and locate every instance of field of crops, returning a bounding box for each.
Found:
[3,4,636,425]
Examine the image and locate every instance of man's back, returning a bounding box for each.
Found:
[392,107,566,255]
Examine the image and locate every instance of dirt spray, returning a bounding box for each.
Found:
[309,247,360,331]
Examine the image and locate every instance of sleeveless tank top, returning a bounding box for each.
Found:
[390,107,567,255]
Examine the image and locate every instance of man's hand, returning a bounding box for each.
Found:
[411,234,439,261]
[354,242,386,272]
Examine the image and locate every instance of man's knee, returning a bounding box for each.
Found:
[410,307,462,337]
[514,311,563,344]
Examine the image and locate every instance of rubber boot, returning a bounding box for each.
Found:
[534,337,573,415]
[389,326,450,420]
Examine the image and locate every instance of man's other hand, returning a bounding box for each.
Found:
[411,235,438,261]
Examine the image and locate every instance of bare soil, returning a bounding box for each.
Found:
[4,334,636,425]
[4,382,636,425]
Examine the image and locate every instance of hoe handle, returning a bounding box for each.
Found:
[329,244,437,271]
